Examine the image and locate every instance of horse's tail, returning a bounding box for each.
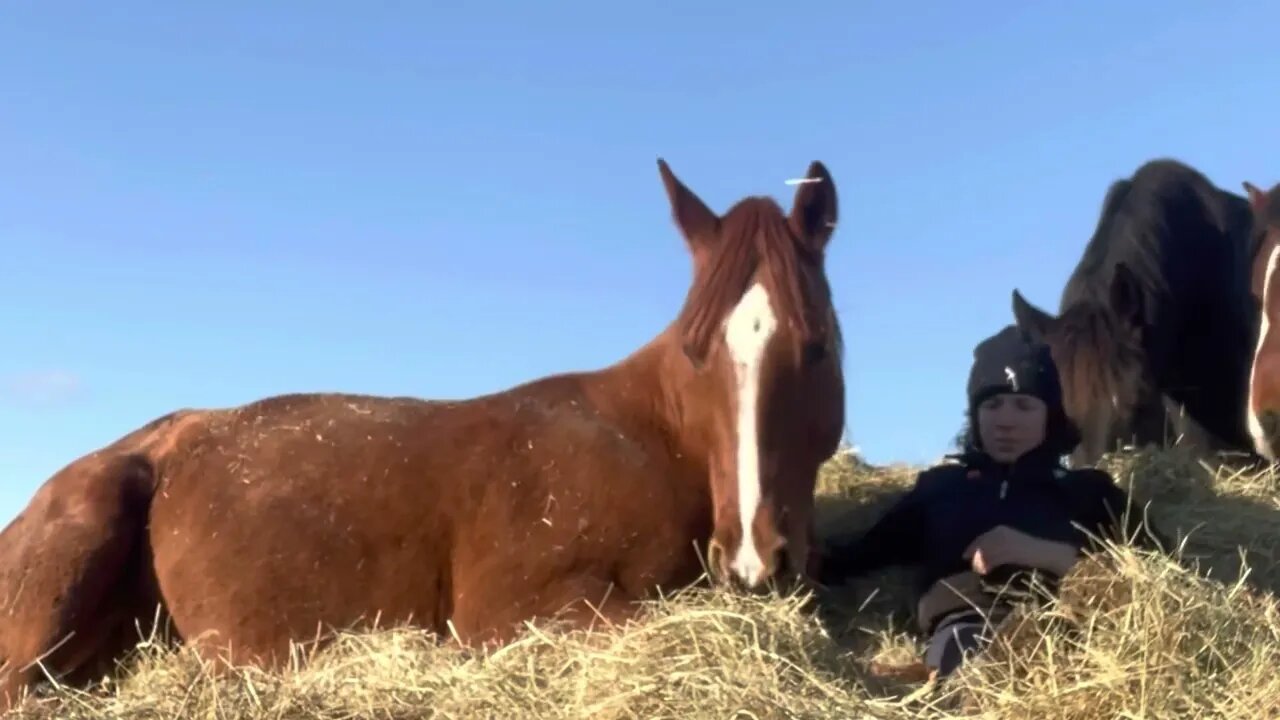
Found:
[114,451,158,522]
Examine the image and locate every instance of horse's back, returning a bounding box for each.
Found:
[140,382,693,658]
[1067,159,1253,313]
[133,383,669,545]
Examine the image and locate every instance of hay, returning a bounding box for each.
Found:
[7,447,1280,719]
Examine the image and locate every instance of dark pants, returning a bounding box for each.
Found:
[923,606,1009,677]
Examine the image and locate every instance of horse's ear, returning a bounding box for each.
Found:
[1011,289,1055,341]
[657,158,719,255]
[788,161,838,252]
[1244,181,1268,214]
[1110,262,1145,326]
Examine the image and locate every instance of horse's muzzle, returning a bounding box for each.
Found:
[732,549,804,596]
[1256,409,1280,461]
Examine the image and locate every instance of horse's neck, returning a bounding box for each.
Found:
[579,331,711,472]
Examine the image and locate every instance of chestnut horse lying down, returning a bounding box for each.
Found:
[0,159,846,708]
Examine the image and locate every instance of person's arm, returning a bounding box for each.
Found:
[815,472,935,586]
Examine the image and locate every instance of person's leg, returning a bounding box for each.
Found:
[925,602,1020,678]
[923,617,988,677]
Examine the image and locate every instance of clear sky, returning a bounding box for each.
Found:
[1,2,1276,525]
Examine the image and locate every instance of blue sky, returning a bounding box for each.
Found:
[1,2,1276,525]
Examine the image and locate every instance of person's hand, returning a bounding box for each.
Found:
[964,525,1079,577]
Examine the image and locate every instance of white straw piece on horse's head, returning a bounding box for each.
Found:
[783,176,836,228]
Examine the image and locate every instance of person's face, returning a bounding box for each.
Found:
[977,392,1048,463]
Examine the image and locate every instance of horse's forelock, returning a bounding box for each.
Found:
[1053,305,1150,420]
[676,198,829,362]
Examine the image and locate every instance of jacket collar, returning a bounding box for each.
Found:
[947,442,1066,481]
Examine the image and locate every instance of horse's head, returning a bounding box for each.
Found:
[1243,180,1280,460]
[656,159,844,591]
[1011,263,1155,466]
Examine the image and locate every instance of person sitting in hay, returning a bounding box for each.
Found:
[817,325,1168,680]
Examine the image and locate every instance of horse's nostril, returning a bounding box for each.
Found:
[775,547,792,578]
[740,576,770,596]
[803,341,826,365]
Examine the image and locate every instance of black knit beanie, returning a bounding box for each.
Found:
[964,325,1081,457]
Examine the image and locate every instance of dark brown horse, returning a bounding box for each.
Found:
[1010,159,1258,466]
[1243,180,1280,459]
[0,159,846,708]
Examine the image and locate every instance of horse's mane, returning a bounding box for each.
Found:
[676,197,840,362]
[1063,179,1134,297]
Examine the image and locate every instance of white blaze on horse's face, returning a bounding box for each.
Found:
[722,281,778,587]
[1247,244,1280,460]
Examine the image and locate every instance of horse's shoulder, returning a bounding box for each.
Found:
[509,390,656,469]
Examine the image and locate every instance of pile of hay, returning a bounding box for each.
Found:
[9,447,1280,719]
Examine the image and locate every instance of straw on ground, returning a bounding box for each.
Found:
[7,445,1280,719]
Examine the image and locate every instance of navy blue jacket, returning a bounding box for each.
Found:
[818,445,1165,629]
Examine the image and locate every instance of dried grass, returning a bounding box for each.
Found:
[7,446,1280,719]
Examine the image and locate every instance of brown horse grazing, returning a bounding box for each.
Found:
[0,159,846,708]
[1011,159,1258,467]
[1242,180,1280,459]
